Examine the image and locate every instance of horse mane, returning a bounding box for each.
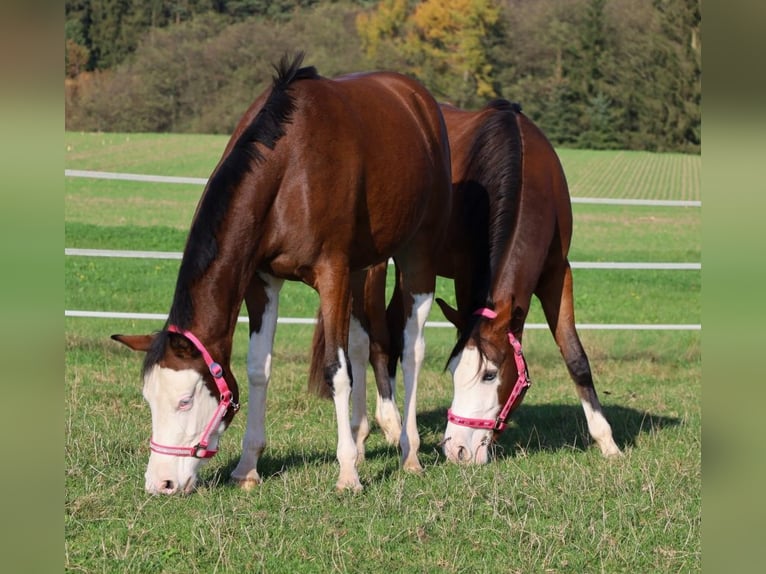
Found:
[470,99,523,297]
[146,53,318,372]
[448,99,524,364]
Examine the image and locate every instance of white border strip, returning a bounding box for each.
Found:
[64,310,700,330]
[65,248,700,270]
[65,169,701,207]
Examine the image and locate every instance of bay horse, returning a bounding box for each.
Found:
[313,99,621,465]
[111,53,452,494]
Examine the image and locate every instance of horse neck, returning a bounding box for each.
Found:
[169,224,262,364]
[202,267,253,356]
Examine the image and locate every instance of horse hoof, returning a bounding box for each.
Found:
[604,446,623,458]
[335,480,363,493]
[382,430,401,446]
[402,459,424,474]
[232,476,262,491]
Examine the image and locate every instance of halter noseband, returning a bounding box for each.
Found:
[446,308,531,432]
[149,325,240,459]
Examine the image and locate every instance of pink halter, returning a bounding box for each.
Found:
[149,326,239,458]
[446,307,531,432]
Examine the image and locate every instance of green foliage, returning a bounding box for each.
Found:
[359,0,503,107]
[494,0,700,152]
[64,0,701,152]
[66,4,367,133]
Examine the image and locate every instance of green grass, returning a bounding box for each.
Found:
[65,255,700,326]
[558,149,701,201]
[65,132,701,573]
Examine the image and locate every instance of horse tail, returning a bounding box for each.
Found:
[308,310,333,399]
[385,262,405,379]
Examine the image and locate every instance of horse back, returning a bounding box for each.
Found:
[514,111,573,256]
[438,101,574,307]
[252,70,452,277]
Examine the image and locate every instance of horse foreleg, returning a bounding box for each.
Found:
[537,262,622,457]
[232,272,284,489]
[318,265,362,492]
[396,262,435,473]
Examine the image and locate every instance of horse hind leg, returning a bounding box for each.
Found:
[366,264,402,446]
[317,263,362,492]
[232,272,284,490]
[536,261,622,457]
[348,273,371,462]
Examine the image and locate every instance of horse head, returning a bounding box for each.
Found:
[439,300,530,464]
[111,328,239,494]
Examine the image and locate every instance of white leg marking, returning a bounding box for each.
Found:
[399,292,432,472]
[580,396,622,457]
[332,348,362,491]
[231,274,283,489]
[348,316,370,462]
[375,380,402,446]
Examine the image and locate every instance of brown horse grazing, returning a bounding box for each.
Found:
[314,99,621,465]
[111,53,452,494]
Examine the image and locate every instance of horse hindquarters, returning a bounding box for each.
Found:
[535,260,622,457]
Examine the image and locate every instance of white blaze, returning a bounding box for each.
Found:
[143,365,221,494]
[443,347,499,464]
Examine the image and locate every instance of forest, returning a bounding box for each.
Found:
[65,0,701,153]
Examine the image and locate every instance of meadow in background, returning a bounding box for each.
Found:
[65,131,700,572]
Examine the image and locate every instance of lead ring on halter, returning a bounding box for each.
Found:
[148,326,240,458]
[446,307,532,432]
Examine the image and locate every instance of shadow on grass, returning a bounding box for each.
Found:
[413,403,680,457]
[204,402,680,489]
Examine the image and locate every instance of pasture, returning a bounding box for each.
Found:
[65,132,701,572]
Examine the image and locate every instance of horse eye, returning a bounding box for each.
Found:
[178,396,193,410]
[482,370,497,383]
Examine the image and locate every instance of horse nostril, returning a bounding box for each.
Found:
[457,446,469,462]
[160,480,176,493]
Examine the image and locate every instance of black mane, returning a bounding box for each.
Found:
[145,53,318,372]
[448,99,524,363]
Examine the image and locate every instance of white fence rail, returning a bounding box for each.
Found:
[65,169,702,208]
[65,170,701,331]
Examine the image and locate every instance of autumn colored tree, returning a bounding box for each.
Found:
[357,0,503,107]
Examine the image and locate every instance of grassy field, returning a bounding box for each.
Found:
[65,132,701,573]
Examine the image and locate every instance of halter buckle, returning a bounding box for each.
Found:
[209,361,224,378]
[191,443,206,458]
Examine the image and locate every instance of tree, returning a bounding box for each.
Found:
[65,0,701,152]
[66,2,367,133]
[357,0,503,107]
[65,39,91,78]
[578,92,620,149]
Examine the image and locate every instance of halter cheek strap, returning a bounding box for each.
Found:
[148,326,239,458]
[446,308,531,433]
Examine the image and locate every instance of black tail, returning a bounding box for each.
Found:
[309,310,333,399]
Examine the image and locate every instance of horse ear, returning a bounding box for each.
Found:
[111,334,154,352]
[436,298,465,330]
